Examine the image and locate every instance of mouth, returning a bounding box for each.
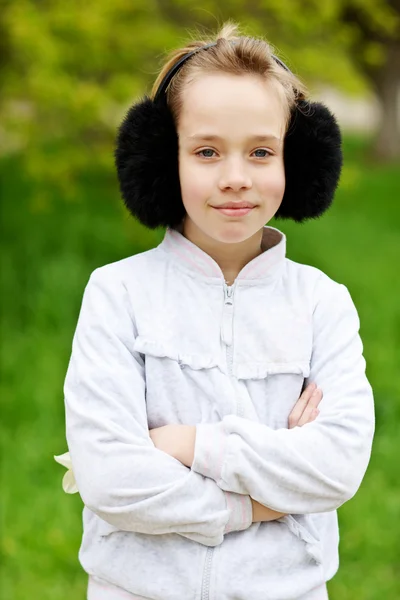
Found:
[211,205,255,217]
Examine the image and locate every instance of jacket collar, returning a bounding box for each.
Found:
[158,224,287,284]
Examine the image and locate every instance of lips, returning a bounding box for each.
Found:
[213,202,255,209]
[212,206,254,217]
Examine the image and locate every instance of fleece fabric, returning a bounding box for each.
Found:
[60,224,374,600]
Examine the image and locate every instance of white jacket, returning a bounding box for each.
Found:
[60,224,374,600]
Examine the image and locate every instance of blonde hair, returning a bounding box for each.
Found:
[151,22,309,133]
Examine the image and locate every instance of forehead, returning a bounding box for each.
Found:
[178,73,287,139]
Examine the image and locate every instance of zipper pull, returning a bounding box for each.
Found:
[222,283,234,346]
[224,282,234,303]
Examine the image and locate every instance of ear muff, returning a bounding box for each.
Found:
[115,96,183,229]
[114,44,343,229]
[276,99,343,222]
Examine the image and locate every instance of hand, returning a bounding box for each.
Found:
[149,424,196,467]
[251,498,286,523]
[288,382,323,429]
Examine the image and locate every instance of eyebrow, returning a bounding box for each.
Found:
[187,133,281,143]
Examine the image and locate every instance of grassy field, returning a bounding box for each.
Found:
[1,136,399,599]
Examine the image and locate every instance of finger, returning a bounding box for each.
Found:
[299,408,320,427]
[297,405,316,427]
[297,390,323,426]
[288,382,317,427]
[289,382,316,419]
[310,408,320,421]
[290,386,323,429]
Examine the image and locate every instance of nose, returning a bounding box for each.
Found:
[218,156,252,192]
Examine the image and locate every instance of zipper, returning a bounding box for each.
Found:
[201,547,214,600]
[200,282,237,600]
[222,282,234,375]
[222,282,243,417]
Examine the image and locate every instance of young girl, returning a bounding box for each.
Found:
[55,22,375,600]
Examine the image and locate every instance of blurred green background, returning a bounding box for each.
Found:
[1,1,399,599]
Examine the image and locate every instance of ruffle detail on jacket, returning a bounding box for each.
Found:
[278,515,323,565]
[133,336,221,371]
[234,361,311,380]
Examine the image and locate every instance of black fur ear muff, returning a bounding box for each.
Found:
[114,44,343,229]
[114,96,183,229]
[275,99,343,222]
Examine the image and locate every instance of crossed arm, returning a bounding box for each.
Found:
[65,269,374,544]
[149,382,323,522]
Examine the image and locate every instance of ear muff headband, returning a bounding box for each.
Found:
[153,42,292,103]
[115,41,343,229]
[153,43,217,103]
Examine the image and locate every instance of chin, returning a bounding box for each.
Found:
[209,222,261,244]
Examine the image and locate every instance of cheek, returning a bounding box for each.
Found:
[179,156,210,206]
[258,164,286,203]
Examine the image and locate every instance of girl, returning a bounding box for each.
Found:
[55,22,375,600]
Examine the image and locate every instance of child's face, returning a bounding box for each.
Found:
[177,73,287,245]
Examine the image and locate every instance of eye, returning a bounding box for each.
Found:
[252,148,272,158]
[196,149,217,158]
[195,148,272,159]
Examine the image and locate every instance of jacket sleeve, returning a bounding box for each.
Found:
[64,267,252,547]
[191,276,375,514]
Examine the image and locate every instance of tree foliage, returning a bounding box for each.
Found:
[1,0,398,207]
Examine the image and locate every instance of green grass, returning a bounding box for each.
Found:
[1,135,399,599]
